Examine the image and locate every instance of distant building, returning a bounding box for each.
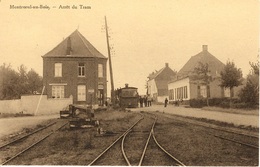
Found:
[42,30,107,105]
[168,45,243,104]
[147,63,176,103]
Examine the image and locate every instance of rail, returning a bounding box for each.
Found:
[1,121,68,165]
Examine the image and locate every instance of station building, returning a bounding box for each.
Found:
[42,30,107,105]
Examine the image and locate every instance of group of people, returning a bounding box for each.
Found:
[139,95,153,107]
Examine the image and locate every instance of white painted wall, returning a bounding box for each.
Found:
[147,79,157,96]
[168,77,190,101]
[0,95,73,115]
[157,96,169,103]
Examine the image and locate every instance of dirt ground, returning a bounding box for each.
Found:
[0,114,59,140]
[2,109,258,166]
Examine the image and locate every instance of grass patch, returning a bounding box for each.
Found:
[202,106,259,116]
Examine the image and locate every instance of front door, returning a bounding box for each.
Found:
[77,85,86,101]
[98,89,104,106]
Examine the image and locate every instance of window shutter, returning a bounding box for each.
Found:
[207,85,210,98]
[221,87,224,97]
[231,88,234,98]
[197,85,200,98]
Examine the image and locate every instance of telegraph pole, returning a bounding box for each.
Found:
[105,16,115,106]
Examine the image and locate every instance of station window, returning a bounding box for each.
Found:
[54,63,62,77]
[98,64,103,78]
[52,86,64,98]
[78,63,85,77]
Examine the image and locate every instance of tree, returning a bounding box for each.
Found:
[27,69,43,94]
[220,61,243,106]
[0,63,20,99]
[17,64,30,97]
[239,60,259,104]
[0,63,43,100]
[190,62,213,106]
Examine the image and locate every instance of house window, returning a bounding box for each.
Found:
[224,87,231,97]
[184,86,188,99]
[200,85,207,98]
[78,63,85,77]
[77,85,86,101]
[55,63,62,77]
[98,64,103,78]
[52,86,64,98]
[169,89,174,100]
[180,87,183,99]
[175,88,177,100]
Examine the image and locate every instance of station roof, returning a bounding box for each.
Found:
[42,29,106,59]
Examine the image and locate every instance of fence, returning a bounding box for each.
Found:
[0,95,73,115]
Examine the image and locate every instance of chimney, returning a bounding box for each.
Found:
[125,83,128,88]
[66,37,72,55]
[202,45,208,51]
[165,63,169,67]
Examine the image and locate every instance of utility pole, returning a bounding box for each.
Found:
[105,16,115,106]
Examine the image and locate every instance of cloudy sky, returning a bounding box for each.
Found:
[0,0,259,95]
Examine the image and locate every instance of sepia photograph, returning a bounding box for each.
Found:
[0,0,259,166]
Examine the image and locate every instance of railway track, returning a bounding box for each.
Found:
[139,115,185,166]
[122,114,155,166]
[87,114,144,165]
[0,119,68,165]
[89,113,185,166]
[151,112,258,150]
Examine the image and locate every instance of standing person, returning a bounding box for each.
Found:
[147,95,152,107]
[164,98,168,107]
[144,95,148,107]
[139,96,143,107]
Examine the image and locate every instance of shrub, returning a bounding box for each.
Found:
[208,98,224,106]
[190,98,207,108]
[231,102,258,109]
[219,101,230,108]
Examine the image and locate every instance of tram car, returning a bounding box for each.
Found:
[115,84,139,108]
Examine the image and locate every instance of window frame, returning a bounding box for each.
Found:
[78,63,85,77]
[98,64,103,78]
[51,85,64,99]
[200,85,207,98]
[54,63,62,77]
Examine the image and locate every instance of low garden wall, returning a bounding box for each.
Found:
[0,95,73,115]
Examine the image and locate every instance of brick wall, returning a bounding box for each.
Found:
[43,57,107,104]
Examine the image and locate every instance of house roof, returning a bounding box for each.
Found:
[148,67,165,80]
[147,63,176,96]
[178,45,224,77]
[42,29,106,59]
[148,63,176,81]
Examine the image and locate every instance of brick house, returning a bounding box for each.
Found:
[168,45,242,103]
[147,63,176,103]
[42,30,107,105]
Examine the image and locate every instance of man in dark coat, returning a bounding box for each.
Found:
[164,98,168,107]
